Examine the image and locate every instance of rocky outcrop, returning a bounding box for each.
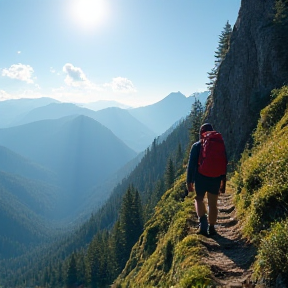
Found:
[206,0,288,160]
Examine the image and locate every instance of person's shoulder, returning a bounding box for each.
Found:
[192,141,201,148]
[191,141,201,151]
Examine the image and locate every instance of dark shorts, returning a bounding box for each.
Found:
[195,172,222,200]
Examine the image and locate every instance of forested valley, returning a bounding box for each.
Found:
[0,99,202,287]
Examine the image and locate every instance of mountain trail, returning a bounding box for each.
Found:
[188,188,259,288]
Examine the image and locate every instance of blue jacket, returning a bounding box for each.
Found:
[186,141,201,184]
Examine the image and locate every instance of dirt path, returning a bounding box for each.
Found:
[190,190,258,288]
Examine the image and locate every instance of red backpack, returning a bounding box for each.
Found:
[198,131,227,177]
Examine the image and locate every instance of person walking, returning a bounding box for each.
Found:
[186,123,227,236]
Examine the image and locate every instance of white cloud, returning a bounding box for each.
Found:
[17,51,21,54]
[2,63,34,83]
[63,63,91,87]
[0,90,12,101]
[105,77,137,93]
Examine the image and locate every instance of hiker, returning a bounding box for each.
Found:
[186,123,227,236]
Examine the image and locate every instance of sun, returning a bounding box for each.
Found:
[70,0,108,31]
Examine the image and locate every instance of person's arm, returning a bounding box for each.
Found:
[187,182,194,192]
[186,142,200,192]
[219,144,228,194]
[219,175,226,193]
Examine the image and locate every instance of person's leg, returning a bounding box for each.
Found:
[194,174,212,236]
[207,192,218,225]
[194,195,206,218]
[195,195,208,235]
[194,174,207,218]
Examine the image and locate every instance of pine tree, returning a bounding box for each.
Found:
[206,21,232,93]
[118,186,144,269]
[86,233,109,288]
[165,158,175,189]
[189,99,204,144]
[110,220,125,276]
[176,143,183,167]
[131,189,143,242]
[215,21,232,65]
[66,253,77,288]
[206,66,218,94]
[57,262,64,287]
[120,186,134,259]
[76,251,86,287]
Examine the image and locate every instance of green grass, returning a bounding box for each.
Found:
[231,85,288,284]
[114,86,288,287]
[254,220,288,284]
[112,174,211,288]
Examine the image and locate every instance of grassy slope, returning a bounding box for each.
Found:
[112,174,211,288]
[231,86,288,284]
[113,86,288,287]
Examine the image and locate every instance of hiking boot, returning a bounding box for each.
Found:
[208,225,217,236]
[196,215,208,236]
[196,226,208,237]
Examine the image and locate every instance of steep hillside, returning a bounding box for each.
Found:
[114,86,288,287]
[0,171,55,258]
[113,174,211,288]
[0,115,137,219]
[231,86,288,286]
[0,145,57,184]
[112,177,255,288]
[206,0,288,160]
[0,170,59,219]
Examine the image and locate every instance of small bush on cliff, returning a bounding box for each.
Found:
[274,0,288,24]
[253,86,288,145]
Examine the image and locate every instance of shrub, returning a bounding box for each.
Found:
[179,265,211,288]
[254,219,288,284]
[253,86,288,145]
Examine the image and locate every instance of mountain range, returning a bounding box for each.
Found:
[11,103,156,152]
[0,115,137,219]
[0,97,59,127]
[0,91,208,152]
[0,91,207,259]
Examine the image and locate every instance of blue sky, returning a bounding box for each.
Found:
[0,0,241,107]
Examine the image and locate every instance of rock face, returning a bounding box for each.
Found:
[206,0,288,160]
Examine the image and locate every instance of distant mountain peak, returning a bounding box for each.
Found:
[162,91,186,102]
[166,91,186,97]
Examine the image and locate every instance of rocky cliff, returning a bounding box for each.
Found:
[206,0,288,160]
